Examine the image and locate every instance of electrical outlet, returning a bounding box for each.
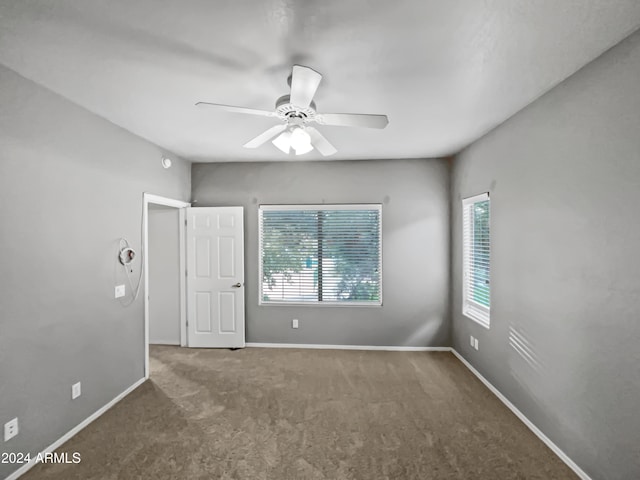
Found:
[470,335,475,347]
[292,319,299,329]
[4,418,18,442]
[474,338,479,350]
[72,382,81,400]
[115,285,126,298]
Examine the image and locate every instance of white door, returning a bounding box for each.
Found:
[186,207,245,348]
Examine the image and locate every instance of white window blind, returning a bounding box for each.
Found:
[462,193,491,327]
[259,205,382,305]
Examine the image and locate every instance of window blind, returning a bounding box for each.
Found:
[259,205,382,305]
[462,193,491,327]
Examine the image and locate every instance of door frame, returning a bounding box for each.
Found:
[143,193,190,379]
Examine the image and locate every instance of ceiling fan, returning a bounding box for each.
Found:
[196,65,389,156]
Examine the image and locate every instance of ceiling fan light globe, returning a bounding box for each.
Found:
[290,127,312,151]
[272,131,292,154]
[294,142,314,155]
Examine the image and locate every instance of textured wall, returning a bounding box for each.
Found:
[451,29,640,480]
[192,159,450,347]
[0,65,190,478]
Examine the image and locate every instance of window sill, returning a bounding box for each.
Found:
[260,301,383,308]
[463,309,490,329]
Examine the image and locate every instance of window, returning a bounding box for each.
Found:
[259,205,382,305]
[462,193,491,327]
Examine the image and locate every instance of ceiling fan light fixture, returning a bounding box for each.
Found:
[290,127,312,154]
[294,141,314,155]
[272,130,292,154]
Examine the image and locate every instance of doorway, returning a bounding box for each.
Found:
[143,195,247,378]
[143,193,190,379]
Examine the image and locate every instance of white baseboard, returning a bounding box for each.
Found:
[246,342,450,352]
[450,349,591,480]
[6,377,146,480]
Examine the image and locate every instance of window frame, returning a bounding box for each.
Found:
[258,203,383,307]
[462,193,491,328]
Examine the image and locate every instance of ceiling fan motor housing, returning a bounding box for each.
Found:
[275,95,317,123]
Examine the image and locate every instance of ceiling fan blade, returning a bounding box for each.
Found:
[243,124,287,148]
[306,127,337,157]
[315,113,389,129]
[196,102,276,118]
[289,65,322,109]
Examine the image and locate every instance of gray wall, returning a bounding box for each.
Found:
[451,30,640,480]
[192,159,450,347]
[0,64,190,478]
[148,206,181,345]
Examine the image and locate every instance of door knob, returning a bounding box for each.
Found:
[232,283,242,288]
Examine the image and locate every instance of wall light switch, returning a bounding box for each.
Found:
[4,418,18,442]
[115,285,126,298]
[470,335,475,347]
[474,338,479,350]
[72,382,81,400]
[292,319,299,329]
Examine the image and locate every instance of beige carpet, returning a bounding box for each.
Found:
[24,346,577,479]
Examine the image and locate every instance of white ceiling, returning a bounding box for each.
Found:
[1,1,639,162]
